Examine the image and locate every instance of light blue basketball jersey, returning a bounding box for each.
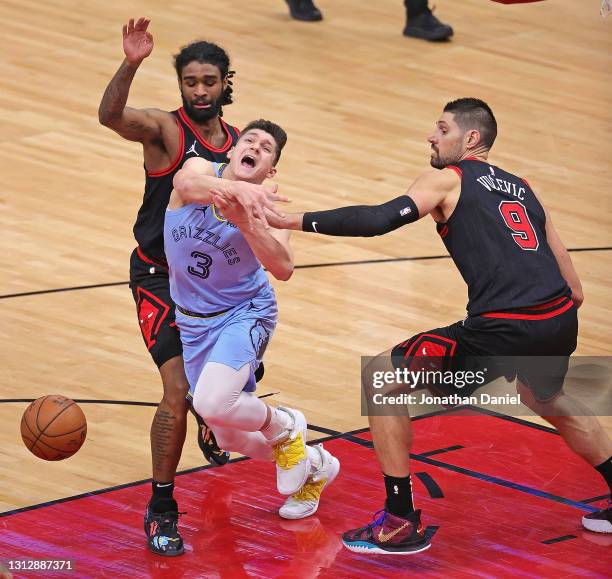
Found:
[164,163,273,313]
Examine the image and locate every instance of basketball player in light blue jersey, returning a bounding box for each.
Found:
[164,120,340,533]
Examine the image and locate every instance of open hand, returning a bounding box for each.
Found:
[123,18,153,64]
[219,181,289,229]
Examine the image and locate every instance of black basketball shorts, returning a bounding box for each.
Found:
[129,247,182,368]
[391,296,577,403]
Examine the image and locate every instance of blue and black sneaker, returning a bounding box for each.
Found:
[144,500,184,557]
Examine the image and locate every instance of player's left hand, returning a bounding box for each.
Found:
[211,192,265,230]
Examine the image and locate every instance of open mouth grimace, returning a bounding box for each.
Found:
[241,155,256,168]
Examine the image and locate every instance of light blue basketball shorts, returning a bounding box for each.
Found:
[175,287,278,399]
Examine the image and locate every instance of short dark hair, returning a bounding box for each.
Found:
[241,119,288,165]
[173,41,235,114]
[443,98,497,150]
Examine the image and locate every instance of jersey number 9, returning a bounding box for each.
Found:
[498,201,539,251]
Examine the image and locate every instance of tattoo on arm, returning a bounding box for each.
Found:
[98,59,139,127]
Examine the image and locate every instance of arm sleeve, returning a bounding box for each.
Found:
[302,195,419,237]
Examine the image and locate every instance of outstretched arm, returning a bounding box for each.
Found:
[98,17,165,142]
[267,169,459,235]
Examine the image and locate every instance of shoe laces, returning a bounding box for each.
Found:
[368,509,387,529]
[273,433,306,469]
[151,510,185,534]
[292,478,326,502]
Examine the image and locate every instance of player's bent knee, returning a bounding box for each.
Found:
[159,357,190,397]
[362,350,395,395]
[193,392,231,426]
[160,380,190,414]
[199,402,235,426]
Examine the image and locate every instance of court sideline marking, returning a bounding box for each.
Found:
[1,246,610,300]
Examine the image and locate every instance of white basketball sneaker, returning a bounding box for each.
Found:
[279,444,340,519]
[582,501,612,533]
[269,407,311,496]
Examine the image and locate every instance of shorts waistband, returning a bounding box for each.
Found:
[136,246,168,269]
[481,296,574,321]
[176,304,232,319]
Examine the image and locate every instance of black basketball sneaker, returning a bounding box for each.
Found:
[193,409,230,466]
[144,499,184,556]
[285,0,323,21]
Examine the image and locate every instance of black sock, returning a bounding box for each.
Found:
[151,481,175,512]
[595,456,612,496]
[405,0,429,19]
[383,473,414,517]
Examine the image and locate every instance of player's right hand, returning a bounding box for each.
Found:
[123,17,154,65]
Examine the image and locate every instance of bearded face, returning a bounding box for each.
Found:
[179,61,227,124]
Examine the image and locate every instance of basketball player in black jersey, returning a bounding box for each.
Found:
[262,98,612,552]
[98,18,282,556]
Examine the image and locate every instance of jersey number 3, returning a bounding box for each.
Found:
[498,201,539,251]
[188,251,213,279]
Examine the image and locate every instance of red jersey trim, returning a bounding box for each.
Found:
[177,108,233,153]
[147,117,185,178]
[446,165,462,179]
[482,297,573,320]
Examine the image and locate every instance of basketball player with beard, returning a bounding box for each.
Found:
[98,18,282,556]
[261,98,612,553]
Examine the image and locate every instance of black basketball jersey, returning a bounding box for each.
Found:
[133,108,240,263]
[437,158,569,315]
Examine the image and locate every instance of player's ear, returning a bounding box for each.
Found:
[266,166,277,179]
[226,147,234,160]
[465,129,481,150]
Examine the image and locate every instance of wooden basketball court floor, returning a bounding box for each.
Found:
[1,1,610,577]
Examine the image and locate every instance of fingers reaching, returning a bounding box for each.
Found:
[124,17,150,36]
[265,184,291,203]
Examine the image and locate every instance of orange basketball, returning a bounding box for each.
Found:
[20,395,87,461]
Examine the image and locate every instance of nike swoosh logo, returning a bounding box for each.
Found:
[312,221,318,233]
[378,521,411,543]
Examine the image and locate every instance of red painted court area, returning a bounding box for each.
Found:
[1,410,610,578]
